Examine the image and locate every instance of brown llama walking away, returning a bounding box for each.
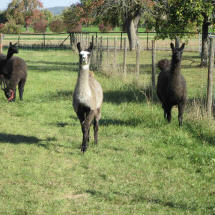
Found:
[73,42,103,153]
[157,43,187,126]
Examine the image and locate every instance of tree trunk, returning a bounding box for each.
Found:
[201,14,210,67]
[124,14,141,51]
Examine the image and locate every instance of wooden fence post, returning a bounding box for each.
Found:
[136,41,140,76]
[107,37,109,64]
[114,37,117,68]
[0,33,3,54]
[90,35,95,71]
[152,40,156,91]
[98,36,103,70]
[120,32,123,50]
[207,37,214,117]
[18,34,20,46]
[147,32,149,50]
[43,33,45,46]
[123,38,127,77]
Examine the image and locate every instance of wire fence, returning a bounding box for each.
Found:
[0,32,214,116]
[0,32,202,52]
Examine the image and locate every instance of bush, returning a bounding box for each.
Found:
[33,19,48,33]
[98,23,113,32]
[49,19,65,33]
[65,23,82,33]
[2,20,21,34]
[0,23,4,33]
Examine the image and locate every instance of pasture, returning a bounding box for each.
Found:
[0,48,214,215]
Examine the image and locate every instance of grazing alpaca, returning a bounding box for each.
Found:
[73,42,103,152]
[0,42,27,102]
[157,43,187,126]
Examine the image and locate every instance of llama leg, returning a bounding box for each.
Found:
[12,89,16,102]
[162,104,167,119]
[18,79,26,100]
[81,111,94,152]
[178,102,185,126]
[93,109,101,145]
[166,106,172,123]
[77,105,94,152]
[93,118,99,145]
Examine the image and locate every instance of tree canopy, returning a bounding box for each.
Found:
[6,0,43,30]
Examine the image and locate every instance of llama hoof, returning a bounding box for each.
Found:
[81,144,88,153]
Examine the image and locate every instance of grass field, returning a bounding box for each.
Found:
[0,48,214,215]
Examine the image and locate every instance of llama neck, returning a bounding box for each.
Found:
[170,60,181,75]
[6,51,14,60]
[77,64,90,87]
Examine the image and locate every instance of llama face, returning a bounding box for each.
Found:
[9,42,19,54]
[171,43,185,63]
[79,50,91,65]
[4,88,14,101]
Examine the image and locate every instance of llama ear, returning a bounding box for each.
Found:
[9,42,12,46]
[87,42,93,52]
[170,43,174,50]
[14,42,17,46]
[180,43,185,51]
[77,42,82,52]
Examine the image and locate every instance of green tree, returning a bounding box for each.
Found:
[62,4,83,32]
[79,0,154,50]
[151,0,215,67]
[0,10,8,24]
[6,0,43,31]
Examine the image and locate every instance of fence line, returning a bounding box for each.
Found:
[0,32,204,52]
[0,31,214,116]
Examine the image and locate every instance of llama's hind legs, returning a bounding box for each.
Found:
[178,102,185,126]
[18,79,26,100]
[93,108,101,145]
[163,105,172,122]
[162,104,167,119]
[164,106,172,123]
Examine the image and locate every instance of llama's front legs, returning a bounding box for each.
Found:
[82,111,94,152]
[178,102,185,126]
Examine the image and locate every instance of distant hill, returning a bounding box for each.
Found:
[47,7,68,15]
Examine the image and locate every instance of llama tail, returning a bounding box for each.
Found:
[157,59,170,72]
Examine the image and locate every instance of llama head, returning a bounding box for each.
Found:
[3,88,14,102]
[8,42,19,56]
[170,42,185,63]
[77,42,93,66]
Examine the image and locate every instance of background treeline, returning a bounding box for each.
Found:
[1,0,215,67]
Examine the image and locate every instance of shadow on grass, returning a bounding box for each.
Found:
[85,189,197,212]
[26,61,79,72]
[100,118,143,127]
[183,122,215,146]
[104,85,158,104]
[50,90,72,101]
[0,133,56,149]
[132,195,197,212]
[27,64,78,72]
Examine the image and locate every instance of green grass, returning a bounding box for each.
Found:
[0,49,214,215]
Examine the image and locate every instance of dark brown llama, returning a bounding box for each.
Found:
[157,43,187,126]
[73,42,103,153]
[0,42,27,102]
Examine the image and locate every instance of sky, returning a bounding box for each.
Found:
[0,0,80,11]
